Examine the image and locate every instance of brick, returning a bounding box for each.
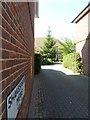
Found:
[2,100,5,112]
[0,2,35,119]
[0,3,2,15]
[12,45,16,51]
[5,75,13,87]
[2,69,10,80]
[2,60,6,70]
[0,80,5,92]
[6,60,15,68]
[0,72,2,82]
[0,104,2,116]
[6,4,13,20]
[2,50,9,59]
[9,67,15,74]
[0,38,2,48]
[5,22,12,35]
[0,49,2,59]
[9,52,16,58]
[0,93,2,105]
[1,91,5,103]
[10,80,17,90]
[2,2,6,9]
[2,109,6,119]
[2,17,6,29]
[2,28,9,40]
[10,20,14,30]
[0,82,2,93]
[4,85,10,99]
[0,60,2,71]
[2,39,6,49]
[11,36,16,44]
[2,8,10,24]
[5,41,12,50]
[13,18,17,27]
[6,60,11,68]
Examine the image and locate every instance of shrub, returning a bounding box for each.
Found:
[42,58,47,65]
[34,53,42,74]
[58,58,63,62]
[47,58,53,65]
[63,52,83,73]
[42,58,53,65]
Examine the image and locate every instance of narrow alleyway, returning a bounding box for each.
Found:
[28,63,88,118]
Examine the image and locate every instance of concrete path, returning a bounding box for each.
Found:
[28,63,88,118]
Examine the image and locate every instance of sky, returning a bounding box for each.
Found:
[35,0,89,41]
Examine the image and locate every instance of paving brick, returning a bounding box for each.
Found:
[28,64,88,118]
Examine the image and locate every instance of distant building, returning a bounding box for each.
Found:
[35,37,61,50]
[72,2,90,76]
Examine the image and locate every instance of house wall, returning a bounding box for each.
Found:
[76,12,90,76]
[0,2,35,119]
[76,13,88,56]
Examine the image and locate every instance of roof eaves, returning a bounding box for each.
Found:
[71,3,90,23]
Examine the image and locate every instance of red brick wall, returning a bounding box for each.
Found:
[0,2,35,119]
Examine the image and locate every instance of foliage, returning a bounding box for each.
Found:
[34,53,42,74]
[59,37,76,56]
[63,52,83,73]
[58,58,63,62]
[40,27,57,60]
[35,49,40,54]
[42,58,53,65]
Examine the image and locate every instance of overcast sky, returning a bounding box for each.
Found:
[35,0,89,41]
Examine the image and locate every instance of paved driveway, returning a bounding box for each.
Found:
[28,63,88,118]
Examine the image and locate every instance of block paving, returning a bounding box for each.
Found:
[28,64,88,118]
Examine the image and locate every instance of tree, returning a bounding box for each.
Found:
[40,27,57,60]
[59,37,76,56]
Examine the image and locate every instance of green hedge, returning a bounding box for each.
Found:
[63,52,83,73]
[34,53,42,74]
